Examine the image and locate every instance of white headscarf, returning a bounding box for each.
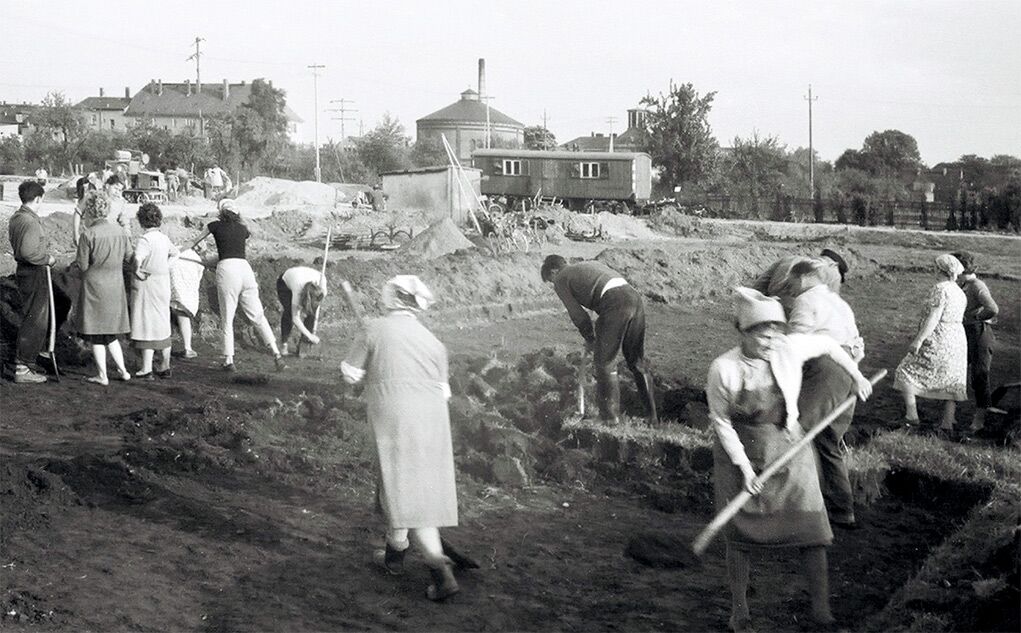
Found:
[381,275,435,312]
[734,286,787,331]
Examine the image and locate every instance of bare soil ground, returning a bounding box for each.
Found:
[1,217,1018,632]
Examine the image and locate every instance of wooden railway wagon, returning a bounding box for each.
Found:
[472,149,652,212]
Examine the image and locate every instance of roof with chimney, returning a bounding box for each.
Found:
[417,89,523,127]
[125,81,302,122]
[562,127,646,152]
[76,97,131,111]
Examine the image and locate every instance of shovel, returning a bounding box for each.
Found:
[45,265,61,382]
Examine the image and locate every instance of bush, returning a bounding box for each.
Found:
[852,196,868,226]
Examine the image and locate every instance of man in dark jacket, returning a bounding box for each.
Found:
[541,254,658,424]
[6,180,67,383]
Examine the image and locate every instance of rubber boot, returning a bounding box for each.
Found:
[634,367,659,424]
[596,372,621,424]
[426,559,460,602]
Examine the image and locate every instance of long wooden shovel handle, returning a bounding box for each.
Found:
[340,280,368,327]
[691,369,887,556]
[45,265,61,381]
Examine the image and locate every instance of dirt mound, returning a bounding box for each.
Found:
[596,211,663,240]
[595,244,883,304]
[648,209,737,240]
[235,177,339,209]
[0,458,80,549]
[402,217,475,260]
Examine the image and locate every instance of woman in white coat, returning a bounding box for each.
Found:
[341,275,461,602]
[130,203,178,378]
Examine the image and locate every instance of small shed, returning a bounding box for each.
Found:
[380,165,481,226]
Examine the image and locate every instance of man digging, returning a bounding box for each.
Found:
[541,255,658,424]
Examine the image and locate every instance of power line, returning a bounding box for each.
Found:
[328,98,358,140]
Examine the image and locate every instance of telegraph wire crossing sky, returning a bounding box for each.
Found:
[1,0,1018,164]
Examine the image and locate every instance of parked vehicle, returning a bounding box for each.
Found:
[105,149,166,203]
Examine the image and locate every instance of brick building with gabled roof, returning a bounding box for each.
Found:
[76,88,132,133]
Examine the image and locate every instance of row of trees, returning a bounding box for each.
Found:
[637,81,1020,230]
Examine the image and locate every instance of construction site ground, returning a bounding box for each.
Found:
[1,199,1019,632]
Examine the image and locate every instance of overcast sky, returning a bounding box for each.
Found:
[2,0,1018,165]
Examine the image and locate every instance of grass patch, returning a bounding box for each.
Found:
[563,415,713,450]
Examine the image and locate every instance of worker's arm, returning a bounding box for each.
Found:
[291,302,320,345]
[909,285,946,353]
[72,210,82,249]
[707,360,761,494]
[75,231,91,273]
[341,325,372,385]
[18,219,53,266]
[785,333,872,402]
[971,281,999,322]
[186,228,212,253]
[554,277,595,344]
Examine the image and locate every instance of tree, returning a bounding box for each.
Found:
[410,136,448,168]
[946,192,959,231]
[720,132,789,218]
[860,129,921,175]
[232,78,289,177]
[639,82,719,187]
[0,136,26,174]
[356,114,412,179]
[33,91,90,173]
[523,125,556,150]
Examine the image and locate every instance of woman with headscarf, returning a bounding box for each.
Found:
[130,203,178,379]
[894,254,968,433]
[186,199,285,371]
[276,265,327,357]
[752,254,842,309]
[707,287,872,632]
[74,191,132,385]
[341,276,461,602]
[169,241,210,359]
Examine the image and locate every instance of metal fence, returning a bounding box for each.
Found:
[675,193,968,231]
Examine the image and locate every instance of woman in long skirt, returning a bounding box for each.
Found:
[707,287,872,631]
[130,203,178,378]
[893,254,968,432]
[74,191,132,385]
[341,275,461,602]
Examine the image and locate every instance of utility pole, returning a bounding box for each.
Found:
[187,37,204,92]
[308,63,325,182]
[805,84,818,196]
[542,109,550,150]
[606,116,617,152]
[328,98,358,141]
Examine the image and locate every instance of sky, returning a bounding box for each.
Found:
[1,0,1019,166]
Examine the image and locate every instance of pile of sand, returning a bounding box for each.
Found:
[234,177,340,210]
[596,211,663,240]
[402,217,475,260]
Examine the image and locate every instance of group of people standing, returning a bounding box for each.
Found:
[6,181,331,384]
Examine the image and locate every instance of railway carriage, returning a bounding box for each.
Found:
[472,149,652,212]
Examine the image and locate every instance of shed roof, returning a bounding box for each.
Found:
[381,165,482,176]
[76,97,131,111]
[417,90,523,127]
[125,81,302,122]
[473,149,649,161]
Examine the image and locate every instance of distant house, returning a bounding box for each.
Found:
[0,103,40,139]
[562,108,647,153]
[76,88,132,133]
[124,79,303,140]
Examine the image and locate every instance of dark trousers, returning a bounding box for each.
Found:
[965,323,994,409]
[594,286,656,419]
[11,264,71,367]
[276,276,315,344]
[798,356,856,524]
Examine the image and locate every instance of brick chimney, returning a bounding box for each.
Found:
[157,79,163,95]
[478,58,486,99]
[125,87,130,98]
[99,87,105,97]
[185,79,192,96]
[150,79,156,94]
[222,79,229,101]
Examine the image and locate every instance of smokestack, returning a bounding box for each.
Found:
[478,58,486,99]
[99,87,104,97]
[125,86,130,99]
[223,79,229,101]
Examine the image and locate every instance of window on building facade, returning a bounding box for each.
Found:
[579,162,600,179]
[110,120,115,130]
[502,159,522,176]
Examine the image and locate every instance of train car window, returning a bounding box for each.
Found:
[502,159,522,176]
[579,162,601,179]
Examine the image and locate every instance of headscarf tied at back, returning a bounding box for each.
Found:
[734,286,787,332]
[381,275,435,312]
[935,253,964,279]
